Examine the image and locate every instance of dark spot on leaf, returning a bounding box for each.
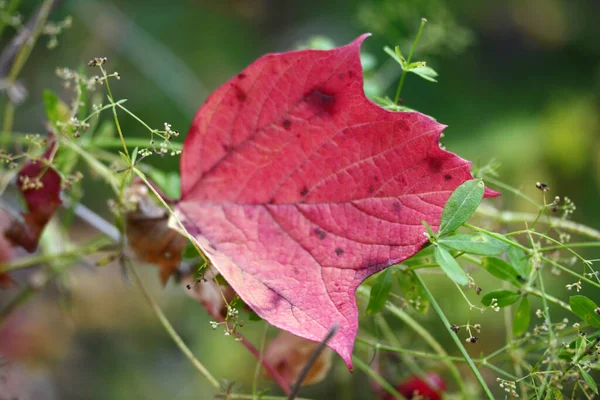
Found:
[444,174,452,181]
[335,248,344,256]
[222,144,231,152]
[396,120,407,130]
[300,186,309,197]
[392,200,402,212]
[339,72,345,79]
[268,198,275,204]
[233,85,247,102]
[304,89,336,116]
[237,73,246,79]
[282,119,292,130]
[426,156,444,173]
[368,185,375,193]
[313,228,326,240]
[373,176,379,182]
[348,71,354,78]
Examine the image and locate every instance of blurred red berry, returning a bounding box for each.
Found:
[385,373,446,400]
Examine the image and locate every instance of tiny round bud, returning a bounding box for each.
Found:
[595,307,600,315]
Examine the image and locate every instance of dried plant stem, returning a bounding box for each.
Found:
[128,264,221,389]
[415,273,495,400]
[287,324,338,400]
[476,203,600,240]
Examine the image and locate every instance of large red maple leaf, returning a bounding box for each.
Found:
[176,34,495,368]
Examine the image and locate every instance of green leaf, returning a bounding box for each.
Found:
[570,295,600,328]
[118,151,130,166]
[401,245,434,267]
[578,365,599,394]
[481,290,521,308]
[438,233,509,256]
[43,89,70,126]
[131,147,139,165]
[434,245,469,286]
[513,297,530,336]
[366,268,394,315]
[409,65,438,82]
[549,387,563,400]
[438,179,485,237]
[508,245,531,277]
[395,268,429,313]
[384,46,406,69]
[575,335,586,360]
[480,257,524,287]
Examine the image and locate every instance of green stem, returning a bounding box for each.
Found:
[415,273,495,399]
[128,264,220,389]
[352,356,406,400]
[394,18,426,105]
[100,66,129,160]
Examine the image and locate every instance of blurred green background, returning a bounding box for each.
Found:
[1,0,599,399]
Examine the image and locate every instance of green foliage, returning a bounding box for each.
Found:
[569,295,600,328]
[481,290,521,308]
[366,268,394,315]
[438,233,509,255]
[438,179,484,237]
[433,245,469,285]
[512,297,530,337]
[480,257,524,287]
[395,268,429,313]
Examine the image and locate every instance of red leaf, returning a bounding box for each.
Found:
[176,34,497,368]
[385,373,446,400]
[4,142,62,253]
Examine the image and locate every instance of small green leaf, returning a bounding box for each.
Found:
[513,297,530,336]
[394,45,405,62]
[384,46,406,69]
[118,151,130,166]
[131,147,139,165]
[570,295,600,328]
[481,290,521,308]
[438,179,485,237]
[438,233,509,256]
[395,268,429,313]
[43,89,70,126]
[508,245,531,277]
[578,365,599,394]
[480,257,524,287]
[549,387,563,400]
[434,245,469,286]
[409,65,438,82]
[366,268,394,315]
[575,335,586,360]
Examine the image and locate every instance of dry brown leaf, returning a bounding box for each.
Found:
[263,330,333,387]
[124,179,187,284]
